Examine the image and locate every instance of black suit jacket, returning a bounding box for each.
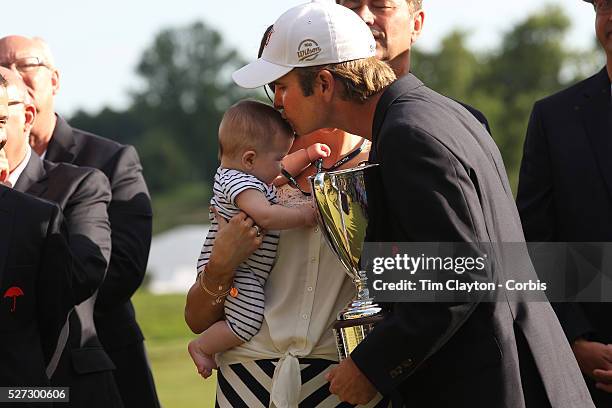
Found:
[15,153,112,305]
[517,68,612,403]
[13,153,121,407]
[457,100,491,135]
[46,116,153,350]
[0,185,73,397]
[352,74,593,407]
[405,70,492,135]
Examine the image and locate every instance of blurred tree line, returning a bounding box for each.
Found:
[70,6,604,234]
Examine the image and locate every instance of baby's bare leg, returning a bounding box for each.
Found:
[188,320,243,378]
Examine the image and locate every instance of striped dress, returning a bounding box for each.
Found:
[197,167,280,342]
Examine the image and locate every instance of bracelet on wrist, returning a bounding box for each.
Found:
[203,263,231,288]
[197,264,238,305]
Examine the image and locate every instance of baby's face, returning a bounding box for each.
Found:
[251,132,293,185]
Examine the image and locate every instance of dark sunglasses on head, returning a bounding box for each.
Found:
[264,83,275,104]
[259,25,277,103]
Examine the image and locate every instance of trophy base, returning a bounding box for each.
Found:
[333,314,386,360]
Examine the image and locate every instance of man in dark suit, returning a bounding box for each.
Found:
[0,73,73,403]
[517,0,612,405]
[338,0,492,133]
[232,2,593,406]
[0,36,159,407]
[0,67,123,407]
[0,185,74,401]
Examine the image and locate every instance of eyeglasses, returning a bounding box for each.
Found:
[8,101,24,107]
[594,0,612,13]
[0,57,50,73]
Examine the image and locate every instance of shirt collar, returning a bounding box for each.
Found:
[8,145,32,187]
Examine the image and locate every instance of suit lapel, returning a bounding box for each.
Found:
[13,153,48,197]
[46,115,77,163]
[581,68,612,200]
[0,186,15,277]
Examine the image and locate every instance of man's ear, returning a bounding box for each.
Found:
[411,9,425,45]
[242,150,257,169]
[23,104,36,131]
[51,68,60,96]
[317,70,336,102]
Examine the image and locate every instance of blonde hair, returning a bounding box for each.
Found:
[295,57,396,103]
[218,99,293,159]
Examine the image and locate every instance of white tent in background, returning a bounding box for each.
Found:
[147,224,210,294]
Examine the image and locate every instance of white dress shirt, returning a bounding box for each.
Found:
[7,145,32,187]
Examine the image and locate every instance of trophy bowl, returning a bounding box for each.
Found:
[310,163,385,360]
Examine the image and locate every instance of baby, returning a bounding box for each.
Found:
[189,99,330,377]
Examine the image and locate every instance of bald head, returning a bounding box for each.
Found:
[0,35,59,149]
[0,36,55,68]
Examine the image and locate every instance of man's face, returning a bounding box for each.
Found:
[0,87,8,150]
[595,0,612,57]
[340,0,415,63]
[3,85,28,163]
[272,70,326,136]
[0,87,7,181]
[0,37,58,118]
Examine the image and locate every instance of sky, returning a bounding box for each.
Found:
[1,0,597,117]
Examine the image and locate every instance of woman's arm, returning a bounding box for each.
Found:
[184,212,262,333]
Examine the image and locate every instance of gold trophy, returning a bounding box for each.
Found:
[310,164,385,360]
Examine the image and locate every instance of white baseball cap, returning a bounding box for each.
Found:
[232,0,376,89]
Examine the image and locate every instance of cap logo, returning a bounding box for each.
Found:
[297,39,321,62]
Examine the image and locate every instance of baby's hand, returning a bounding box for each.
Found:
[306,143,331,162]
[187,338,217,379]
[299,203,318,227]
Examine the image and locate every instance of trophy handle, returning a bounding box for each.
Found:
[354,270,371,302]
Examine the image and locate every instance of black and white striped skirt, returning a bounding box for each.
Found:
[215,358,399,407]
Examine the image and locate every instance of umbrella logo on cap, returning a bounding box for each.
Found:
[3,286,24,312]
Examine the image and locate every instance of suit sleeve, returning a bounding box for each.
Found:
[516,102,593,342]
[95,146,153,310]
[64,169,112,304]
[351,126,486,394]
[37,203,74,368]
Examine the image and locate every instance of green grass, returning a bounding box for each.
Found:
[133,291,217,408]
